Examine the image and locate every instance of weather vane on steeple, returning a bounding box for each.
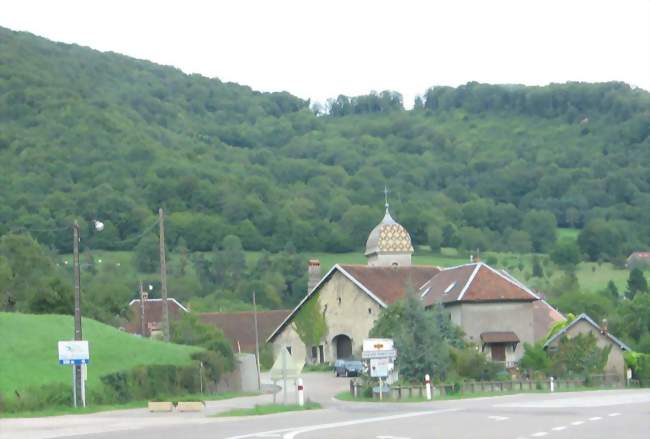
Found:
[384,185,390,212]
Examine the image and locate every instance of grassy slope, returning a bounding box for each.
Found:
[0,313,201,395]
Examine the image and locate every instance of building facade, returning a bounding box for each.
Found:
[268,207,564,366]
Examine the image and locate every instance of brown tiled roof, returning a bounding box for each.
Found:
[532,300,566,341]
[199,309,290,353]
[339,264,441,305]
[123,299,188,337]
[421,264,477,306]
[480,331,520,343]
[421,263,538,306]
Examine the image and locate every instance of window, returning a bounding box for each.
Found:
[368,308,372,315]
[444,281,457,294]
[286,346,292,354]
[337,297,342,305]
[311,346,318,359]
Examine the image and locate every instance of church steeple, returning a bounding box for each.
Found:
[364,187,413,267]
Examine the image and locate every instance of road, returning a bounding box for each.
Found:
[1,374,648,439]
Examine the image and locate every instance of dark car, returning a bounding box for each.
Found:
[334,359,364,377]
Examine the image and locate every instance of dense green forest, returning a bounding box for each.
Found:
[1,27,649,261]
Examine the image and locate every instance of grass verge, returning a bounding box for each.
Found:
[215,402,321,417]
[0,392,257,418]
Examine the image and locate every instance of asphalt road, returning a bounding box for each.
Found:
[2,376,649,439]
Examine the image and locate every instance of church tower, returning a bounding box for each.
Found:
[364,188,414,267]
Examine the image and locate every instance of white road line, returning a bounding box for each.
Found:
[531,433,548,437]
[571,421,584,426]
[589,416,602,421]
[376,436,411,439]
[225,408,460,439]
[608,412,621,417]
[552,426,567,431]
[487,415,509,421]
[281,408,460,439]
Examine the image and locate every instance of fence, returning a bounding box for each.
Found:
[349,375,635,401]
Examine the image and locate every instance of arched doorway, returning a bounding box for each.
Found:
[333,334,352,359]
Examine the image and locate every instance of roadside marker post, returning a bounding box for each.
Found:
[550,376,555,393]
[297,378,304,407]
[425,374,432,400]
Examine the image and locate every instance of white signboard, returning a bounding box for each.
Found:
[58,341,90,365]
[363,338,394,352]
[370,357,393,378]
[362,338,396,359]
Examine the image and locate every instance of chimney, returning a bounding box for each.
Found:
[141,291,149,301]
[601,319,608,334]
[308,259,321,293]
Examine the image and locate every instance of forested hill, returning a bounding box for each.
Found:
[1,27,649,260]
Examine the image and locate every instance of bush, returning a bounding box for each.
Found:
[4,383,71,412]
[450,347,501,381]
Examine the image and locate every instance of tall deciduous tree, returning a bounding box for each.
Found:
[370,287,450,381]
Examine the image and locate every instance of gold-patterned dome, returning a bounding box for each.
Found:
[365,209,414,256]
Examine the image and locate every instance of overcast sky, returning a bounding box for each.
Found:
[3,0,649,107]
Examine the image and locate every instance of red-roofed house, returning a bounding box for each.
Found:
[268,207,564,367]
[626,252,650,269]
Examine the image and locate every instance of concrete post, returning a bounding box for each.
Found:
[425,374,432,400]
[297,378,304,407]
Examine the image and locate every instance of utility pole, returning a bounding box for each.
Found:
[139,280,146,337]
[253,291,261,391]
[159,208,170,341]
[72,221,82,408]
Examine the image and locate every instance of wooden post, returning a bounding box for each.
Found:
[252,291,261,392]
[159,208,169,341]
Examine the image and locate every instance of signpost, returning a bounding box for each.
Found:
[362,338,396,401]
[58,341,90,407]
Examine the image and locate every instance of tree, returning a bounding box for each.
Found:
[532,256,544,278]
[577,219,620,262]
[520,342,551,374]
[522,210,557,253]
[170,313,234,370]
[426,225,443,253]
[549,332,611,378]
[605,280,619,301]
[626,268,648,300]
[550,239,581,270]
[370,287,450,381]
[134,233,159,273]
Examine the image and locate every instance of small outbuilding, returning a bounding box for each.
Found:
[543,313,631,381]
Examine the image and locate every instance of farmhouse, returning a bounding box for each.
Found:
[268,206,565,366]
[626,252,650,269]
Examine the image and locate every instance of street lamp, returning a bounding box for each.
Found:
[72,219,103,408]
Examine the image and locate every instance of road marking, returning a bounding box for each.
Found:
[487,415,509,421]
[552,426,567,431]
[225,409,460,439]
[281,408,460,439]
[571,421,584,426]
[589,416,602,421]
[531,433,548,437]
[376,436,411,439]
[608,412,621,417]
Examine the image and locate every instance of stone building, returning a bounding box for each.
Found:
[543,313,631,380]
[268,206,565,366]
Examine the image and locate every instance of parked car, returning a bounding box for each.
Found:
[334,358,364,377]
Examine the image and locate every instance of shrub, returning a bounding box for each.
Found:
[450,347,501,381]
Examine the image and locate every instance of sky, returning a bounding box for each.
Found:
[2,0,649,108]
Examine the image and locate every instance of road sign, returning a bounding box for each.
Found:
[362,349,397,359]
[58,341,90,365]
[370,357,393,378]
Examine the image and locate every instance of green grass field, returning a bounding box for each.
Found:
[0,313,201,395]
